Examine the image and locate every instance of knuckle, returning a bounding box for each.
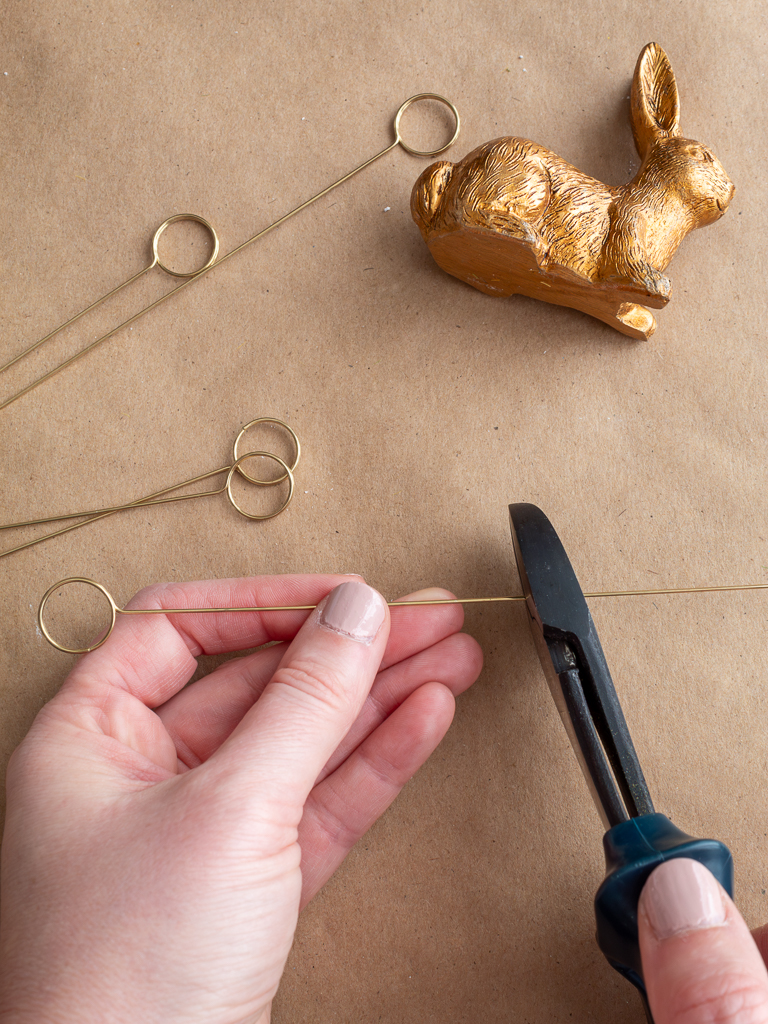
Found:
[270,657,351,713]
[129,580,195,612]
[129,582,168,608]
[668,972,768,1024]
[363,684,388,724]
[313,797,360,853]
[358,744,400,791]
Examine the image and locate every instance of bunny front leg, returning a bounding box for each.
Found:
[598,204,672,308]
[612,302,657,339]
[560,285,658,340]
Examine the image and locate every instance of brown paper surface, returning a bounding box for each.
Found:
[1,2,766,1020]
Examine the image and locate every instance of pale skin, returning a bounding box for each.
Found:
[1,574,768,1024]
[637,865,768,1023]
[0,575,483,1024]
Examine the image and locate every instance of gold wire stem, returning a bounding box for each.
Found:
[37,579,768,654]
[128,584,768,613]
[0,467,227,533]
[0,263,154,377]
[0,284,181,412]
[388,596,522,606]
[120,595,525,615]
[582,583,768,598]
[0,469,223,560]
[1,95,459,412]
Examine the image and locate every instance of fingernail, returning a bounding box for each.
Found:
[319,581,387,643]
[642,858,726,940]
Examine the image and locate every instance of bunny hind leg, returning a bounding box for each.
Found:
[472,209,550,267]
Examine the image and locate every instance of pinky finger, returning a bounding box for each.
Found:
[297,681,455,909]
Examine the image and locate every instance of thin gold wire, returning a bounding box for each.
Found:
[0,465,230,560]
[38,578,768,655]
[1,95,460,413]
[0,420,299,558]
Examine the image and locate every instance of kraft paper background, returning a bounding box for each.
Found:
[1,2,766,1020]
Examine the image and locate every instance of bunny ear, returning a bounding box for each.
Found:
[631,42,681,159]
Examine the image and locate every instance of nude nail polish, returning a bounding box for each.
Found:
[642,858,726,940]
[319,581,386,643]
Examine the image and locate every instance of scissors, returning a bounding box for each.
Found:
[508,503,733,1022]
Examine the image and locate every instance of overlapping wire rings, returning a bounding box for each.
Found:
[229,417,301,519]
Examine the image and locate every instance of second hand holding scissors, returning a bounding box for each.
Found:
[508,503,733,1024]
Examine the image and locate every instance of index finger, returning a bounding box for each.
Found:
[61,574,358,708]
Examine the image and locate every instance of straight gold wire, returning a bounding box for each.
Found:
[1,95,460,412]
[38,580,768,654]
[0,467,225,560]
[115,584,768,609]
[582,583,768,599]
[0,263,154,374]
[0,214,220,410]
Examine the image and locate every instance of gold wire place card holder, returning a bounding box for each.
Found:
[1,95,460,412]
[38,576,768,655]
[0,418,300,559]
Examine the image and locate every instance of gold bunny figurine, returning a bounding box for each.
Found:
[411,43,734,339]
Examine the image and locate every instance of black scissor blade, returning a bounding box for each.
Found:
[509,503,654,827]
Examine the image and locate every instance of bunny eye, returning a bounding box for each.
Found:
[687,144,711,162]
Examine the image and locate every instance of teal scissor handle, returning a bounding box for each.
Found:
[595,813,733,1019]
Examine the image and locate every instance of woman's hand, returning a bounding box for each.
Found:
[0,574,482,1024]
[640,858,768,1023]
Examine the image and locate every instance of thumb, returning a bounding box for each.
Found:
[639,858,768,1023]
[205,580,390,810]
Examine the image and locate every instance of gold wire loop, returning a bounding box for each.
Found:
[225,452,295,520]
[151,214,221,278]
[393,93,461,157]
[233,417,301,485]
[38,577,118,654]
